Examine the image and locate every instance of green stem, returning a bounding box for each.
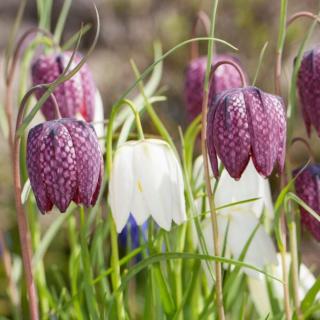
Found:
[201,1,225,319]
[106,98,145,175]
[79,207,99,319]
[174,226,187,320]
[288,211,302,319]
[106,98,144,319]
[110,217,126,319]
[274,0,287,95]
[275,1,292,319]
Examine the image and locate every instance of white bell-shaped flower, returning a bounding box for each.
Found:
[109,139,187,233]
[248,253,320,317]
[193,156,277,276]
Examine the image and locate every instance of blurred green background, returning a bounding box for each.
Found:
[0,0,319,314]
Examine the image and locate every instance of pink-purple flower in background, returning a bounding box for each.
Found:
[31,51,97,122]
[293,164,320,241]
[184,54,246,121]
[297,48,320,136]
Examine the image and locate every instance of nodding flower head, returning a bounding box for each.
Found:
[297,48,320,137]
[31,51,97,122]
[207,86,286,180]
[184,54,246,121]
[293,164,320,241]
[26,118,103,214]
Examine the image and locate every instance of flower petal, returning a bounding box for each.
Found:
[39,122,78,212]
[27,124,53,213]
[243,88,277,177]
[109,144,134,233]
[211,89,251,179]
[61,119,102,206]
[132,140,173,230]
[164,144,186,225]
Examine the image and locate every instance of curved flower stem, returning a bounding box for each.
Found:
[106,98,144,319]
[201,1,225,319]
[210,60,247,87]
[275,10,320,96]
[286,11,320,27]
[291,137,316,163]
[106,99,145,173]
[190,11,211,60]
[121,99,144,140]
[12,86,60,320]
[4,27,56,155]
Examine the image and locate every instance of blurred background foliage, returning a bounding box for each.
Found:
[0,0,319,316]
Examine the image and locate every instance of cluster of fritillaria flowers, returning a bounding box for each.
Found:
[7,3,320,320]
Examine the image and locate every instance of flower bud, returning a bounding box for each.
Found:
[293,164,320,241]
[207,86,286,179]
[184,54,246,120]
[31,51,97,122]
[26,118,103,213]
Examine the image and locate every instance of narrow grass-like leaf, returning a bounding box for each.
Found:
[285,192,320,222]
[54,0,72,44]
[301,274,320,313]
[21,178,31,204]
[252,42,269,86]
[62,24,92,51]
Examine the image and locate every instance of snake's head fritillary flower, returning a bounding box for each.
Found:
[293,164,320,241]
[184,54,246,121]
[31,51,97,122]
[109,139,186,233]
[297,48,320,136]
[207,86,286,180]
[26,118,103,214]
[193,156,277,277]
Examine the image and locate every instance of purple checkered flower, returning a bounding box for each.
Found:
[31,51,96,122]
[297,48,320,136]
[207,86,286,180]
[26,118,103,214]
[293,164,320,241]
[184,54,246,121]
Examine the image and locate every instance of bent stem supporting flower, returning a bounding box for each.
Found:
[12,86,60,320]
[275,10,320,97]
[106,98,144,319]
[4,27,55,155]
[190,11,211,60]
[210,60,247,88]
[201,1,225,319]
